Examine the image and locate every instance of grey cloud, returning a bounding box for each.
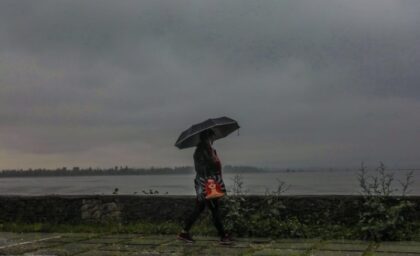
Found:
[0,0,419,169]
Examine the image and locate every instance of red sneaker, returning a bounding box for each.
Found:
[177,232,194,243]
[219,233,234,245]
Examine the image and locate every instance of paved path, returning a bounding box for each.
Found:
[1,232,420,255]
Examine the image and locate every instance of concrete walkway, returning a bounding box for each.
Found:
[1,232,420,255]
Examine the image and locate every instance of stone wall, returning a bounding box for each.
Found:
[0,195,419,225]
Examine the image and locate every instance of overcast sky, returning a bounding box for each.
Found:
[0,0,419,170]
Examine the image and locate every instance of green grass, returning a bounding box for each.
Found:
[1,220,419,242]
[0,221,218,236]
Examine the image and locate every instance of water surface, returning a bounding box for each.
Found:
[0,170,418,195]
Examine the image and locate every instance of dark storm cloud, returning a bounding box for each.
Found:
[0,0,419,169]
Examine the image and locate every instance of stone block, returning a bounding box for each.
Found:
[80,198,121,223]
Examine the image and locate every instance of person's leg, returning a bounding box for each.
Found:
[183,198,206,232]
[206,199,226,237]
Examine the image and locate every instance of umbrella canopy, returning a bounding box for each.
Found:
[175,116,240,149]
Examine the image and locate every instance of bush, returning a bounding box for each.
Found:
[223,175,252,235]
[357,162,417,241]
[221,165,418,240]
[223,175,303,238]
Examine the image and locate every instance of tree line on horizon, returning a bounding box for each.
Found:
[0,165,268,177]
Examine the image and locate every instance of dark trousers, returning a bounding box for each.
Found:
[184,198,225,237]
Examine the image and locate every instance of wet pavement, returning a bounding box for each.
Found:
[1,232,420,255]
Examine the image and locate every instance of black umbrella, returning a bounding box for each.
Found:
[175,116,240,149]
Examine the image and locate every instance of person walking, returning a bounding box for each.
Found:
[177,129,234,245]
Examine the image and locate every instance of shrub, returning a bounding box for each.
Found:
[357,162,417,241]
[223,174,252,235]
[223,175,299,237]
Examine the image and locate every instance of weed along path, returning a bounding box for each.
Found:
[0,232,420,255]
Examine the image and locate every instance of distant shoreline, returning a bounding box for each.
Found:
[1,166,418,178]
[0,165,271,178]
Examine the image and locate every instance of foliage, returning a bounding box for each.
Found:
[220,165,418,240]
[222,174,310,238]
[141,189,165,195]
[246,179,297,237]
[0,165,271,178]
[357,162,417,241]
[223,174,252,235]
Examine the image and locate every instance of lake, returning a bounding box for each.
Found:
[0,170,418,196]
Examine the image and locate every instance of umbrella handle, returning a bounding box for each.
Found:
[237,128,240,136]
